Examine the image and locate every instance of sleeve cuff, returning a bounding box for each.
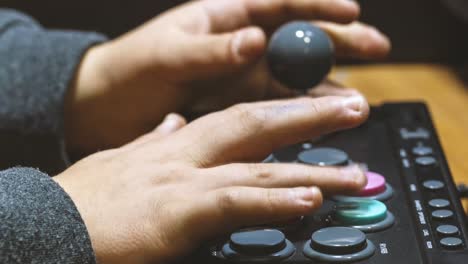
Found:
[0,10,107,174]
[0,167,96,263]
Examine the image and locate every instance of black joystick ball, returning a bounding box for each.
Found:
[267,21,334,90]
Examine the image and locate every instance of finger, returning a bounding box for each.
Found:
[180,26,267,79]
[174,95,369,166]
[315,21,391,59]
[198,0,360,33]
[128,113,187,146]
[307,79,362,97]
[267,78,363,99]
[202,186,323,229]
[203,163,367,195]
[154,113,187,135]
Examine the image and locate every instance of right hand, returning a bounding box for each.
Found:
[66,0,389,155]
[54,94,369,264]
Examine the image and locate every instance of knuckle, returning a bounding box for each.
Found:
[302,97,323,117]
[344,102,370,127]
[264,189,278,213]
[229,104,267,134]
[246,164,271,180]
[217,189,240,212]
[153,164,189,184]
[227,34,245,65]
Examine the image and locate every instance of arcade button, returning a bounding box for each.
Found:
[432,209,454,220]
[311,227,366,254]
[333,172,394,202]
[423,180,445,191]
[359,172,394,201]
[221,229,295,261]
[358,172,386,196]
[437,225,460,236]
[302,142,313,149]
[333,199,395,232]
[428,199,450,209]
[272,144,304,162]
[412,146,434,156]
[440,237,463,249]
[415,156,437,167]
[298,148,349,166]
[303,227,375,262]
[262,154,275,163]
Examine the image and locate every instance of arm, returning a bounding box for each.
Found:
[0,9,106,174]
[0,167,96,263]
[0,9,105,263]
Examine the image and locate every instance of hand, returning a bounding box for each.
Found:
[65,0,390,155]
[55,94,369,264]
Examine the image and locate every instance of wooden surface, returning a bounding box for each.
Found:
[333,64,468,190]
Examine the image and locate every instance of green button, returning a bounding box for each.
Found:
[335,199,387,225]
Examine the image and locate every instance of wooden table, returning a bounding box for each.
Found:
[333,64,468,208]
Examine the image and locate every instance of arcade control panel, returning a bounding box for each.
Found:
[191,102,468,263]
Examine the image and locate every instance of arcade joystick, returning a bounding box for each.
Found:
[267,21,334,91]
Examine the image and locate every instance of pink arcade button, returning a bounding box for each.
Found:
[358,171,386,197]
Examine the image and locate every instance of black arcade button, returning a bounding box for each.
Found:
[272,144,303,162]
[428,199,450,209]
[263,154,275,163]
[230,229,286,255]
[423,180,445,191]
[440,237,463,249]
[432,210,454,220]
[222,229,296,261]
[310,227,366,255]
[412,146,434,156]
[415,156,437,167]
[298,148,349,166]
[437,225,460,236]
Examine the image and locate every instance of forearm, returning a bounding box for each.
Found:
[0,9,107,174]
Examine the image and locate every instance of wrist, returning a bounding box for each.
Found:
[64,43,115,155]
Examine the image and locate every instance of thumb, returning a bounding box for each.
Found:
[154,113,187,135]
[128,113,187,147]
[182,26,267,79]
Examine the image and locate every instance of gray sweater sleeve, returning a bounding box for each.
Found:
[0,168,96,264]
[0,9,108,263]
[0,9,106,175]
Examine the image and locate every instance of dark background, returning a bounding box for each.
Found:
[2,0,468,65]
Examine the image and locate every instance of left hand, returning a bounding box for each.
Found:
[66,0,390,154]
[56,95,369,264]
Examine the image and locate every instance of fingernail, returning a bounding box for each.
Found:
[370,28,391,49]
[341,164,368,188]
[234,28,265,60]
[356,163,369,173]
[158,113,181,133]
[343,95,365,113]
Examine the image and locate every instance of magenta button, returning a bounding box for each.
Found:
[358,172,386,197]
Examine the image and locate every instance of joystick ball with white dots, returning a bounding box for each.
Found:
[267,21,334,90]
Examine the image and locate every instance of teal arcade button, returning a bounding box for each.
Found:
[335,199,388,226]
